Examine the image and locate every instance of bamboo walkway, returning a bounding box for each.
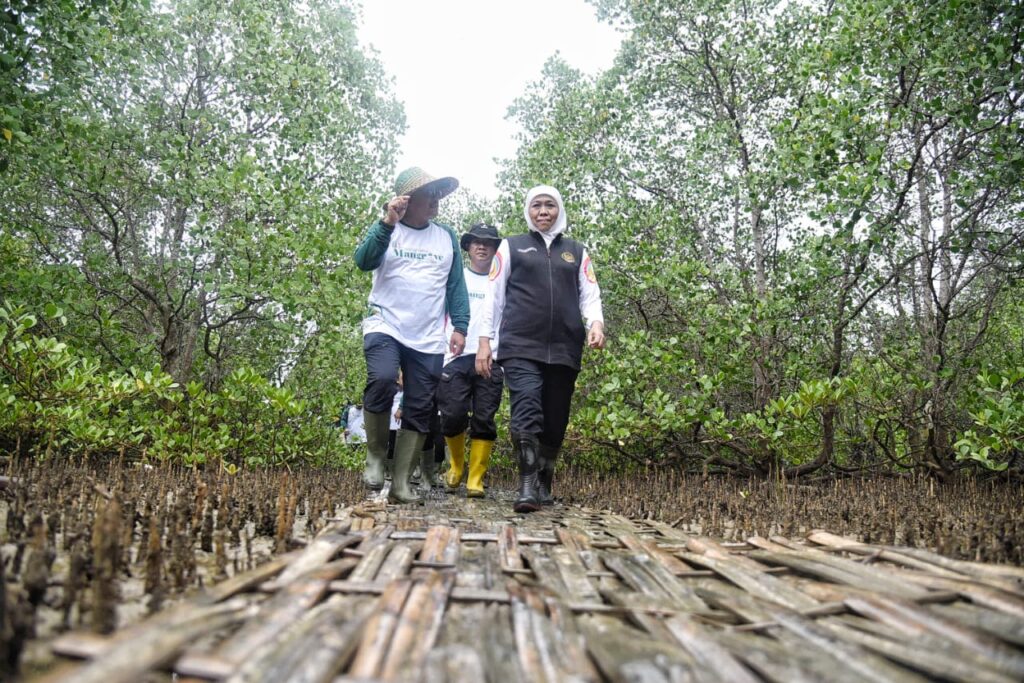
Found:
[44,490,1024,683]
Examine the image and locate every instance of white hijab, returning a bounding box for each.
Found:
[524,185,567,245]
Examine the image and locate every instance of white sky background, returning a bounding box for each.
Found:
[357,1,623,199]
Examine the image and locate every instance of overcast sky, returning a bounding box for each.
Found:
[357,1,623,199]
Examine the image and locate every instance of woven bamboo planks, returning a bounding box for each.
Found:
[47,497,1024,682]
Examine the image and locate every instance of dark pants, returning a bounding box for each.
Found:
[363,332,443,434]
[424,405,446,463]
[501,357,578,449]
[437,355,504,441]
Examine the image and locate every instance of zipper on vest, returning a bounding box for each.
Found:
[547,243,554,364]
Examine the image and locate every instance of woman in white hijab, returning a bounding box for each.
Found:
[476,185,605,512]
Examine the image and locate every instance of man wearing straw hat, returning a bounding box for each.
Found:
[354,167,469,504]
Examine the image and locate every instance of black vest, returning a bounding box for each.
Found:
[498,232,586,369]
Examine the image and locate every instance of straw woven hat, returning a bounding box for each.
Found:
[393,167,458,199]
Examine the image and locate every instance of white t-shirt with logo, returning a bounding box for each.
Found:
[444,267,498,365]
[362,221,455,354]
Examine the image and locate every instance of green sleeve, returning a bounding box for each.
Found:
[354,220,395,271]
[442,224,470,333]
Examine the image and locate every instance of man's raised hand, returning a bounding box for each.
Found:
[384,195,410,225]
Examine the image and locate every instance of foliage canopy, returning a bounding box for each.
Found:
[2,0,1023,476]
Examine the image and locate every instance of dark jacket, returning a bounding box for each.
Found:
[498,231,585,369]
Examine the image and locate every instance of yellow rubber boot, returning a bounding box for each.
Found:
[466,439,493,498]
[444,433,466,490]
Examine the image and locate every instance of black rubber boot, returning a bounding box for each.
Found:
[419,448,438,493]
[513,432,542,513]
[537,443,559,506]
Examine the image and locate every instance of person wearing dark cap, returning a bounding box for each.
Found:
[438,223,504,497]
[354,167,470,504]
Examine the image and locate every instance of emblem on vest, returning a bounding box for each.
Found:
[561,251,576,263]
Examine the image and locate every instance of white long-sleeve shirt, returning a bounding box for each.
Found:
[477,237,603,345]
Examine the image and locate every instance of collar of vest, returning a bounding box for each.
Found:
[529,231,562,247]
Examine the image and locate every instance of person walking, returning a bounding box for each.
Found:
[339,403,365,444]
[438,224,504,498]
[354,167,469,504]
[476,186,605,512]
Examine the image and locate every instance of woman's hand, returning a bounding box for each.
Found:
[587,321,606,350]
[476,338,493,378]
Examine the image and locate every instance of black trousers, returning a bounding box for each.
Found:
[362,332,443,434]
[437,355,504,441]
[424,405,446,463]
[501,357,578,449]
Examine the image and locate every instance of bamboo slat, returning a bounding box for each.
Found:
[818,617,1019,683]
[217,559,359,665]
[663,614,763,683]
[578,614,699,683]
[224,595,374,683]
[497,523,524,572]
[892,569,1024,618]
[714,630,845,683]
[480,603,528,681]
[347,578,413,679]
[267,527,357,589]
[415,525,461,575]
[681,552,820,611]
[550,546,602,602]
[602,589,679,645]
[807,530,1024,592]
[930,601,1024,646]
[420,643,488,683]
[765,603,932,683]
[378,571,455,681]
[619,536,708,610]
[59,598,256,683]
[746,549,933,600]
[843,593,1024,678]
[201,552,299,604]
[346,541,392,583]
[514,600,599,683]
[376,543,416,582]
[687,536,769,571]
